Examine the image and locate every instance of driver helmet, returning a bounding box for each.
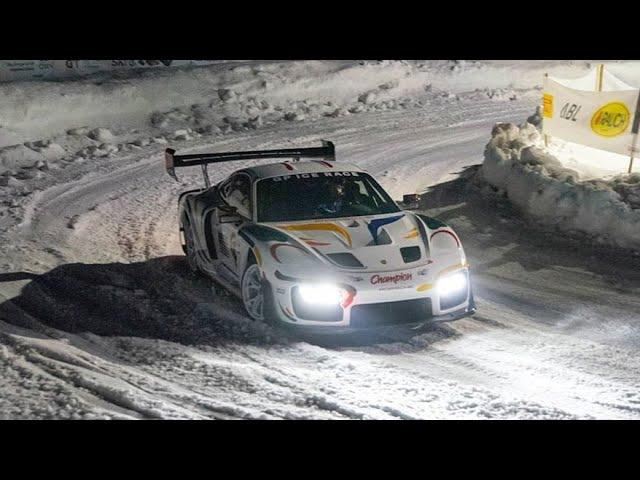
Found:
[344,181,360,200]
[326,179,346,202]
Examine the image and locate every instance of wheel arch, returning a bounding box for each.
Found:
[410,212,466,261]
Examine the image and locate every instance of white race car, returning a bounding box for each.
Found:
[165,141,475,331]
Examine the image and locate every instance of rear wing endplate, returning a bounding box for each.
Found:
[164,140,335,186]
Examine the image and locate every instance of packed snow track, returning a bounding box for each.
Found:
[1,61,639,419]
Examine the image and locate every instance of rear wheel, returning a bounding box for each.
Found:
[181,219,200,274]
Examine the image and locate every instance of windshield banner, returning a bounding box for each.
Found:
[270,172,361,181]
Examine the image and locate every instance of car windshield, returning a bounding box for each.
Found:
[256,171,400,222]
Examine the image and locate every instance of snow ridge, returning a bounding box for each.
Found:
[479,116,640,250]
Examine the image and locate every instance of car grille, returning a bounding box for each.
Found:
[349,298,432,328]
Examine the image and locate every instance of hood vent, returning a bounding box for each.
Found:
[400,246,421,263]
[327,252,365,268]
[366,228,393,246]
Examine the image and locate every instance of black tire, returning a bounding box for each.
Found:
[181,218,200,274]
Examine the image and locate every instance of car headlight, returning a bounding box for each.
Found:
[436,271,468,296]
[298,284,343,305]
[297,283,356,309]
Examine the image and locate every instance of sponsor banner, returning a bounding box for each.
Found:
[542,75,640,156]
[0,60,219,83]
[0,60,61,82]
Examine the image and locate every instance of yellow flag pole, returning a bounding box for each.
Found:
[596,64,604,92]
[629,93,640,174]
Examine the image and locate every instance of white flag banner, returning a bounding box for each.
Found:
[542,75,639,156]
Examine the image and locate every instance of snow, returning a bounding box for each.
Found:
[479,115,640,249]
[1,60,640,419]
[0,144,46,170]
[545,137,635,179]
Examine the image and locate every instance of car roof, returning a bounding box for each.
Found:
[238,160,365,180]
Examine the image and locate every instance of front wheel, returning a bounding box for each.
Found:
[241,263,276,323]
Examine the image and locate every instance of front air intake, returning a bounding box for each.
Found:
[400,246,421,263]
[350,298,432,327]
[326,252,364,268]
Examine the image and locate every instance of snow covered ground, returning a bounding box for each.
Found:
[1,60,640,419]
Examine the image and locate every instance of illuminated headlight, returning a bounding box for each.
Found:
[298,284,343,305]
[437,271,468,296]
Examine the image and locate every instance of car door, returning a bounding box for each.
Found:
[215,172,253,280]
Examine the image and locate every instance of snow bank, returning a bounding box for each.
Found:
[479,115,640,249]
[0,60,490,170]
[0,60,427,147]
[7,60,640,149]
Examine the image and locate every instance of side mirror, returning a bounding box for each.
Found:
[220,214,242,224]
[402,193,422,210]
[219,205,237,213]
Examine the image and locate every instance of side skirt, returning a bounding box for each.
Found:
[198,258,242,298]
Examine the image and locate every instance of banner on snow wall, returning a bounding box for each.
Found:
[542,69,640,157]
[0,60,220,83]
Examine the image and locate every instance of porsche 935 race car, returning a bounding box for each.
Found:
[165,141,475,331]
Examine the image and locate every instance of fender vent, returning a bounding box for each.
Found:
[218,232,229,257]
[327,252,364,268]
[400,246,421,263]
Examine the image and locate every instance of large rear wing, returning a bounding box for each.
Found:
[164,140,335,187]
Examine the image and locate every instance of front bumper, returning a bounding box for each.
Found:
[269,265,475,331]
[278,299,476,335]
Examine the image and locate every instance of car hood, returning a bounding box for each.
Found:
[269,212,429,271]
